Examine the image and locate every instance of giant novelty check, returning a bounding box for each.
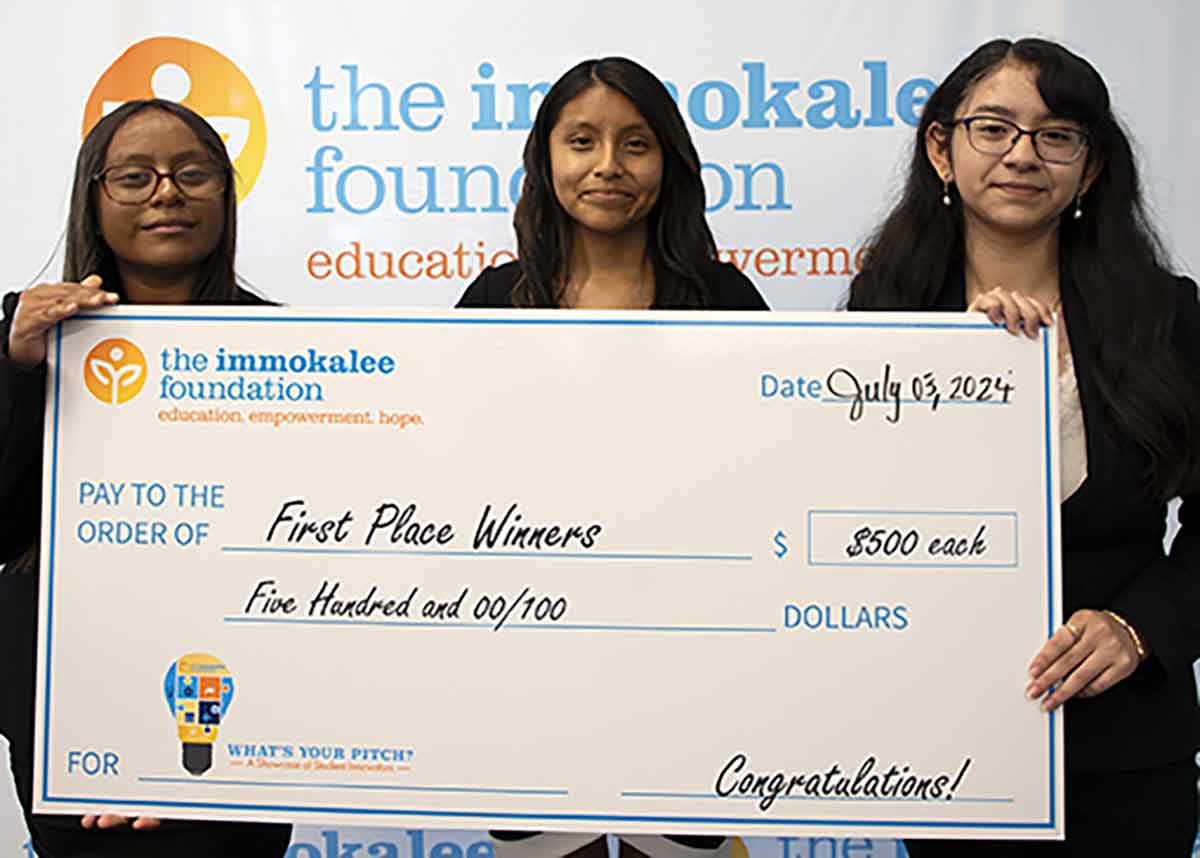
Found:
[35,307,1062,839]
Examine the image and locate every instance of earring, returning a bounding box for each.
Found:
[942,179,952,207]
[1073,194,1083,220]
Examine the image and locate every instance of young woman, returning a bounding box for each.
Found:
[850,38,1200,856]
[0,99,291,856]
[459,56,767,858]
[458,56,765,313]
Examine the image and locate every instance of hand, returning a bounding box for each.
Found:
[80,813,162,831]
[7,275,119,367]
[967,288,1054,339]
[1025,608,1144,711]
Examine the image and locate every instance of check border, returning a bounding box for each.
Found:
[41,313,1058,832]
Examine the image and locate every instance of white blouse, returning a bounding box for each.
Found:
[1059,318,1088,501]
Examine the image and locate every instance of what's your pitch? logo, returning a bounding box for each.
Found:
[83,36,267,201]
[83,338,147,405]
[164,653,236,776]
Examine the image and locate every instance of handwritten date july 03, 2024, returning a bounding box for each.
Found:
[761,362,1015,423]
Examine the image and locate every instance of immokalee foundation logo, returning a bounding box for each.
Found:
[83,37,267,201]
[84,337,147,405]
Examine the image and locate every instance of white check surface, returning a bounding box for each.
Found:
[35,307,1062,839]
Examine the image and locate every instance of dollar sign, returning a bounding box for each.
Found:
[845,527,870,558]
[773,530,788,559]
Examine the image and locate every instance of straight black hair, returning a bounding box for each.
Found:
[66,98,240,303]
[511,56,717,308]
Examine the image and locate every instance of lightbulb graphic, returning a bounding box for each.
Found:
[163,653,234,776]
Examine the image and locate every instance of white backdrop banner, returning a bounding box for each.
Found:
[1,1,1197,311]
[1,0,1198,855]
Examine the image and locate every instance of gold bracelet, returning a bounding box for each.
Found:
[1103,610,1147,661]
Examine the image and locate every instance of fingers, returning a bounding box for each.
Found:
[965,290,1017,330]
[1026,623,1088,699]
[965,292,1001,320]
[968,288,1054,338]
[8,277,118,367]
[1041,650,1107,711]
[1009,292,1046,339]
[994,290,1023,336]
[1077,664,1124,699]
[21,277,118,319]
[1026,610,1141,711]
[77,275,117,307]
[1026,622,1078,680]
[1034,296,1055,328]
[81,813,129,829]
[79,813,159,831]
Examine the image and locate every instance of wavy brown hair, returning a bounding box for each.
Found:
[511,57,717,308]
[850,38,1200,499]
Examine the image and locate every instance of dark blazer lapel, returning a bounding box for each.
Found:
[933,268,1105,523]
[933,269,967,311]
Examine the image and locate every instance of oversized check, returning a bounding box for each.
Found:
[36,306,1062,840]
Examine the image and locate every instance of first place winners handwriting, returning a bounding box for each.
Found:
[250,497,601,630]
[266,498,604,551]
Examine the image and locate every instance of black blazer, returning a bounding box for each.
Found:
[457,260,769,310]
[0,288,291,858]
[929,273,1200,773]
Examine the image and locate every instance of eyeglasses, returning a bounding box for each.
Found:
[952,116,1090,164]
[93,162,228,204]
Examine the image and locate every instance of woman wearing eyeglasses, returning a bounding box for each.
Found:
[849,38,1200,855]
[0,99,291,856]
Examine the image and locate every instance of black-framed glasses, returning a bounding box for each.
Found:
[93,161,228,204]
[952,116,1089,164]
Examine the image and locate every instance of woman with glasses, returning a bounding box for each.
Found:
[0,99,291,856]
[850,38,1200,855]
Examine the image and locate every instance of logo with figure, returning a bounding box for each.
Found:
[164,653,236,776]
[83,37,267,201]
[83,338,147,405]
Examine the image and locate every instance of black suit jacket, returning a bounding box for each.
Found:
[457,260,770,310]
[0,288,291,857]
[930,273,1200,772]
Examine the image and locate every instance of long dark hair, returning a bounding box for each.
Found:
[5,101,246,573]
[850,38,1200,498]
[65,98,240,303]
[512,57,717,308]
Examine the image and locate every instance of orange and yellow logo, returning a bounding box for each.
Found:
[83,37,267,201]
[84,338,147,406]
